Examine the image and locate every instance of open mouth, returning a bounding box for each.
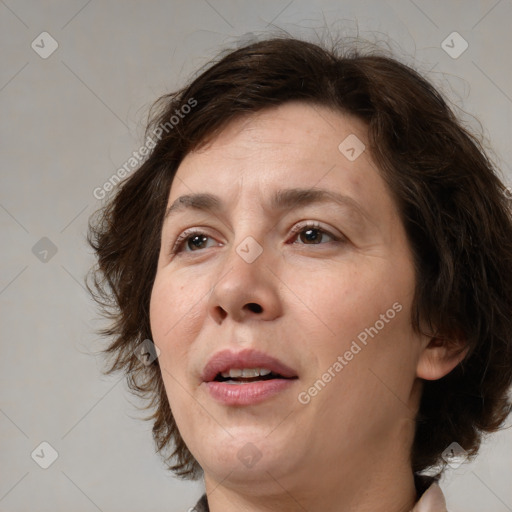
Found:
[214,368,289,385]
[203,352,298,404]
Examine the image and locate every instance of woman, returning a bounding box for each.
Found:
[88,36,512,511]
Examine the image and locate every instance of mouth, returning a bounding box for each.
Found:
[202,349,298,405]
[215,367,291,384]
[202,348,298,383]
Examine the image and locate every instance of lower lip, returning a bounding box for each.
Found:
[204,379,296,405]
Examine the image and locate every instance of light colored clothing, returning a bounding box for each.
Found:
[411,483,448,512]
[192,482,449,511]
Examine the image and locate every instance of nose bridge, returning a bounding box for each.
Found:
[226,197,270,278]
[229,197,268,265]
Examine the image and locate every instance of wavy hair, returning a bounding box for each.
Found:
[87,35,512,479]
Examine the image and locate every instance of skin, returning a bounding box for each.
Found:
[149,102,467,512]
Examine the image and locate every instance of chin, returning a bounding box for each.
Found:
[195,429,296,476]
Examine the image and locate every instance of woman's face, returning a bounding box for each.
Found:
[150,102,427,493]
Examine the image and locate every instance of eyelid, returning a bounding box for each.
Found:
[169,221,344,256]
[169,226,222,255]
[288,220,341,243]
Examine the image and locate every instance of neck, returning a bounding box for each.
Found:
[204,447,418,512]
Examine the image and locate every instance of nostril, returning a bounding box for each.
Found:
[216,306,228,321]
[246,303,263,313]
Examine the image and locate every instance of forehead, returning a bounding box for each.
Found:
[189,101,368,161]
[172,102,373,195]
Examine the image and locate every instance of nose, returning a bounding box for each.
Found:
[207,241,283,324]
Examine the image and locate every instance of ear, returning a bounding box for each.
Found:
[416,333,469,381]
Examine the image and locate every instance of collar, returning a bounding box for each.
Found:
[410,482,448,511]
[192,475,447,512]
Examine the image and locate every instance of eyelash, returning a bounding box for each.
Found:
[169,221,342,255]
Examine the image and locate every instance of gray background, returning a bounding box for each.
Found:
[1,1,511,511]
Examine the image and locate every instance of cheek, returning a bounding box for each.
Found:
[307,312,418,444]
[149,272,203,369]
[289,264,393,345]
[297,261,416,385]
[149,275,200,417]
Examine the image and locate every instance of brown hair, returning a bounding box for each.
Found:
[87,36,512,480]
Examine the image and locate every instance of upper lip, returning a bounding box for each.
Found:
[201,348,298,382]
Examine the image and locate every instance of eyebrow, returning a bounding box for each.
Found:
[164,188,371,225]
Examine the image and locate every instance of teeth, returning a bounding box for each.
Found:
[220,368,272,378]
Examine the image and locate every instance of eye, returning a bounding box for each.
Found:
[169,222,342,256]
[170,229,221,254]
[288,222,340,245]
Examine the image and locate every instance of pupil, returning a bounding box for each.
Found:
[190,235,207,250]
[302,228,320,243]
